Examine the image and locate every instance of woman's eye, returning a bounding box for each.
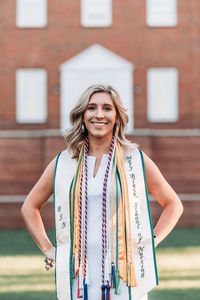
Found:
[88,106,95,111]
[104,106,112,111]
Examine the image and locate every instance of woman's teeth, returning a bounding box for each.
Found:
[93,123,106,127]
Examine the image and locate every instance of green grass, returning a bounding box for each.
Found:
[0,292,56,300]
[0,229,55,256]
[149,289,200,300]
[0,228,199,299]
[157,227,200,248]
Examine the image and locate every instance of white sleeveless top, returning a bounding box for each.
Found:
[72,155,147,300]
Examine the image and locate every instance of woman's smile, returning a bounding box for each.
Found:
[91,122,107,128]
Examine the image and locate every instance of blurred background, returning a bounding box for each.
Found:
[0,0,200,299]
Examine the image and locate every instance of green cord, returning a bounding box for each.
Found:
[69,178,74,300]
[115,171,120,295]
[69,146,84,300]
[115,172,119,269]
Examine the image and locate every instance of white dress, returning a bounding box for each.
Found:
[72,155,148,300]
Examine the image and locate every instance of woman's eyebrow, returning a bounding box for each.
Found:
[103,103,113,106]
[88,103,114,106]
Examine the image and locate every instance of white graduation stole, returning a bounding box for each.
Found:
[125,149,158,299]
[54,148,158,300]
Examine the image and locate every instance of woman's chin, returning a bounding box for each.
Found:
[88,130,112,139]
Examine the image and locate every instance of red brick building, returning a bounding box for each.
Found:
[0,0,200,228]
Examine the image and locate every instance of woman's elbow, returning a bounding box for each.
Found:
[21,201,28,219]
[178,199,184,217]
[21,198,34,218]
[172,196,184,220]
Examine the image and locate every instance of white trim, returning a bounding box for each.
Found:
[130,128,200,137]
[1,128,200,138]
[0,129,60,138]
[0,195,53,203]
[0,194,199,203]
[149,194,200,202]
[0,195,26,203]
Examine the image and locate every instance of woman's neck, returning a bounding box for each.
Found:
[87,134,113,156]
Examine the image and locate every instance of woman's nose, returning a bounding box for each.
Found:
[96,108,104,118]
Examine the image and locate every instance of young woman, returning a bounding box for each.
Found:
[21,84,183,300]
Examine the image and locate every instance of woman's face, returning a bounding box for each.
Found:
[83,92,117,140]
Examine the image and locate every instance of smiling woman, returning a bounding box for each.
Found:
[64,84,133,159]
[21,84,183,300]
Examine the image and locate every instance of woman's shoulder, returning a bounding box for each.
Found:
[121,142,139,157]
[55,148,78,170]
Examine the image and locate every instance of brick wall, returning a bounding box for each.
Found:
[1,0,200,129]
[1,135,199,195]
[0,0,200,228]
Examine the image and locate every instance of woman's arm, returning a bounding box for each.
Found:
[143,152,183,247]
[21,157,57,255]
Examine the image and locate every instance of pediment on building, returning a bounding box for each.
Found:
[60,44,133,70]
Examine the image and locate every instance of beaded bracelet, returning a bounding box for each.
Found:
[44,257,54,271]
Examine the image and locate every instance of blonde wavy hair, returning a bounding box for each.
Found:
[64,84,137,158]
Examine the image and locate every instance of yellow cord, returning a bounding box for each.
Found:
[115,142,127,282]
[117,144,136,286]
[111,152,117,264]
[116,142,137,287]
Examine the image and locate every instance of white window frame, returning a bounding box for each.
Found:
[147,68,178,122]
[16,69,47,123]
[16,0,47,28]
[81,0,112,27]
[146,0,177,27]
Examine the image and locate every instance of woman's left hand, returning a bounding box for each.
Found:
[44,246,56,261]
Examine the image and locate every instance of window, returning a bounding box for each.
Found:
[16,0,47,28]
[147,68,178,122]
[81,0,112,27]
[16,69,47,123]
[146,0,177,27]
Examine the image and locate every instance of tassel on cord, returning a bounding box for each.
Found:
[115,268,120,295]
[111,262,116,288]
[83,278,88,300]
[78,263,83,298]
[78,274,83,298]
[72,253,76,278]
[130,261,137,287]
[86,262,90,285]
[127,262,131,287]
[105,253,110,282]
[106,282,111,300]
[123,259,127,283]
[101,284,106,300]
